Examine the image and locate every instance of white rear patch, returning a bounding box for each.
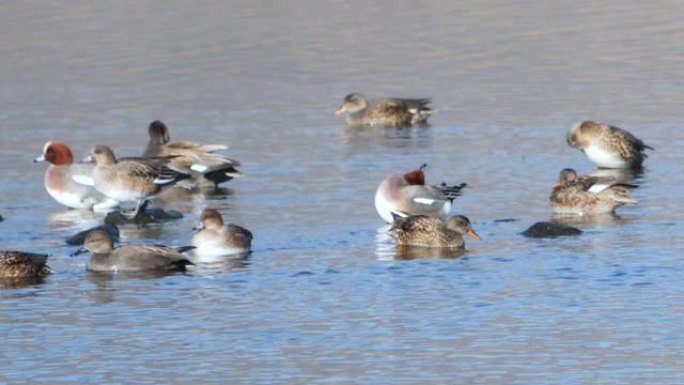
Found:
[190,164,208,173]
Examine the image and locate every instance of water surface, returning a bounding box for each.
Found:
[1,1,684,384]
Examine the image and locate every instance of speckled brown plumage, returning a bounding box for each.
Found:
[567,121,653,169]
[390,214,481,248]
[143,120,242,188]
[0,251,50,278]
[549,168,637,215]
[335,93,432,127]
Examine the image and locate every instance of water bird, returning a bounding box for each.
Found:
[0,251,50,278]
[549,168,637,215]
[34,141,119,210]
[143,120,243,189]
[192,208,252,259]
[567,121,653,169]
[73,229,194,272]
[335,93,432,127]
[375,163,466,223]
[390,214,482,248]
[77,145,190,219]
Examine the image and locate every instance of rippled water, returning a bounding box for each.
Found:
[1,1,684,384]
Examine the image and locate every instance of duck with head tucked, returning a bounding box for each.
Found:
[192,208,252,259]
[335,93,432,127]
[375,163,466,223]
[73,229,194,272]
[390,214,482,248]
[567,121,653,169]
[77,145,190,219]
[142,120,243,189]
[34,141,119,210]
[550,168,637,215]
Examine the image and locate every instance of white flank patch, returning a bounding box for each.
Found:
[408,108,418,115]
[190,164,208,173]
[413,197,436,205]
[72,175,95,186]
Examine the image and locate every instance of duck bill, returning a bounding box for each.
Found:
[334,106,346,115]
[192,223,204,232]
[467,229,483,241]
[553,182,561,189]
[34,155,46,163]
[71,248,87,257]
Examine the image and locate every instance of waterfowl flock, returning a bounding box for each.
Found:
[0,97,653,279]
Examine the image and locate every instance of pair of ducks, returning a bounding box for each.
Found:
[0,208,252,278]
[374,163,481,249]
[552,121,652,214]
[35,120,242,215]
[375,120,652,249]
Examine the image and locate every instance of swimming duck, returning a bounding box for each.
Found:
[142,120,243,188]
[549,168,637,215]
[192,208,252,258]
[335,93,432,127]
[375,163,466,223]
[78,145,190,219]
[0,251,50,278]
[390,214,482,248]
[567,121,653,169]
[34,141,119,210]
[73,229,194,272]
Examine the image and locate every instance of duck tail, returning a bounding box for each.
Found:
[438,182,467,202]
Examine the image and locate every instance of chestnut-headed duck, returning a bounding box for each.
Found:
[34,141,119,210]
[375,164,466,223]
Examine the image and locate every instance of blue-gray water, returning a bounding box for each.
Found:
[1,1,684,384]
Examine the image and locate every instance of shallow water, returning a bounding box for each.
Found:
[1,1,684,384]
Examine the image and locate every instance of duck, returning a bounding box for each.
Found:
[142,120,243,189]
[567,121,653,169]
[34,141,119,210]
[0,251,50,278]
[73,229,194,272]
[375,163,466,223]
[192,208,252,258]
[335,93,432,127]
[77,145,190,219]
[549,168,637,215]
[390,214,482,248]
